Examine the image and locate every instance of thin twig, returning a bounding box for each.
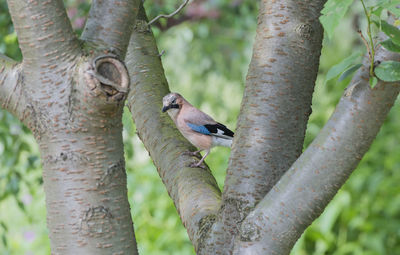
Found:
[358,30,371,60]
[360,0,375,76]
[148,0,190,26]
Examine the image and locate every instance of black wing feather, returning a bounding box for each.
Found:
[204,123,234,137]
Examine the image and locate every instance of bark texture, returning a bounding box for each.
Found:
[202,1,327,253]
[2,0,399,254]
[35,55,136,254]
[232,47,400,255]
[7,0,80,68]
[2,0,140,254]
[0,55,26,120]
[81,0,140,57]
[125,4,221,251]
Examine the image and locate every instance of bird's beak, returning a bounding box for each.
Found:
[162,105,170,113]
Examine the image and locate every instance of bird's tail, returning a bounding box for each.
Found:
[212,136,233,147]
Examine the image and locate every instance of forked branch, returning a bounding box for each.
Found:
[6,0,80,67]
[125,4,221,251]
[81,0,141,57]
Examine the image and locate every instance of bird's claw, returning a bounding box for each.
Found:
[182,150,202,159]
[189,161,205,169]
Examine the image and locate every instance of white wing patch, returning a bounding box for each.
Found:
[212,136,232,147]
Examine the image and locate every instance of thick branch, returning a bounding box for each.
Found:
[232,48,400,254]
[125,4,221,251]
[35,54,137,255]
[81,0,140,57]
[6,0,80,67]
[202,0,327,252]
[0,54,29,124]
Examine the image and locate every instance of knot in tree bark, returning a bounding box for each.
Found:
[240,220,261,242]
[295,23,314,40]
[84,55,130,102]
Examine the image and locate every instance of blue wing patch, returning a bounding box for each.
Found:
[187,123,211,135]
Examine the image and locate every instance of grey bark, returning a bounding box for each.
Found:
[2,0,141,254]
[81,0,140,57]
[7,0,80,68]
[1,0,399,254]
[232,47,400,255]
[202,0,327,253]
[0,54,26,120]
[124,4,221,251]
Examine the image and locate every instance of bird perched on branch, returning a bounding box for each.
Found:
[162,92,234,168]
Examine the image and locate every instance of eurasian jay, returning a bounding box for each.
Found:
[162,92,234,168]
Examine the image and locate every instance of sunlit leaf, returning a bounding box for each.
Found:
[379,20,400,46]
[2,234,7,247]
[379,39,400,52]
[386,4,400,16]
[369,76,378,87]
[371,6,384,17]
[0,222,7,231]
[375,61,400,82]
[320,0,354,39]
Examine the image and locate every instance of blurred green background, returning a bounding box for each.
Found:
[0,0,399,254]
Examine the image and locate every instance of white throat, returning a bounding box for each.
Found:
[167,108,180,119]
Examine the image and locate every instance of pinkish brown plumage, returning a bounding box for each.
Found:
[162,92,234,167]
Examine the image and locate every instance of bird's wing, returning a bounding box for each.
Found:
[204,123,234,139]
[181,106,234,139]
[186,122,234,139]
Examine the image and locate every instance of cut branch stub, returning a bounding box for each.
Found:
[84,55,130,102]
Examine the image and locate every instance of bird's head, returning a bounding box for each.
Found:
[162,92,183,117]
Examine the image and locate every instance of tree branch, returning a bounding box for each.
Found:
[6,0,80,67]
[202,1,327,252]
[0,54,29,124]
[81,0,140,58]
[125,4,221,251]
[148,0,190,26]
[232,47,400,254]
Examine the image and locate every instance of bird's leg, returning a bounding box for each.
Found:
[189,149,210,168]
[182,149,202,159]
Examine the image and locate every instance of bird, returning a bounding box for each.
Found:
[162,92,234,168]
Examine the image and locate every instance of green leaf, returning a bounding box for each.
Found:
[375,0,391,7]
[0,222,7,231]
[2,234,7,247]
[320,0,354,39]
[325,51,363,83]
[369,76,378,87]
[379,39,400,52]
[375,61,400,82]
[382,2,400,16]
[379,20,400,46]
[338,63,362,81]
[371,7,384,17]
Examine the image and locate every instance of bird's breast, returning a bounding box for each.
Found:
[177,120,212,150]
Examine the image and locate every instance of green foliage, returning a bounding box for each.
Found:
[379,39,400,52]
[378,20,400,46]
[0,0,399,254]
[146,0,258,82]
[322,0,400,85]
[0,2,21,60]
[369,75,378,87]
[325,51,363,83]
[338,63,363,81]
[374,61,400,81]
[320,0,354,39]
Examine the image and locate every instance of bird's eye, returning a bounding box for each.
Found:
[172,99,176,104]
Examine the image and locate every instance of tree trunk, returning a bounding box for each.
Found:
[1,0,399,254]
[3,0,140,254]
